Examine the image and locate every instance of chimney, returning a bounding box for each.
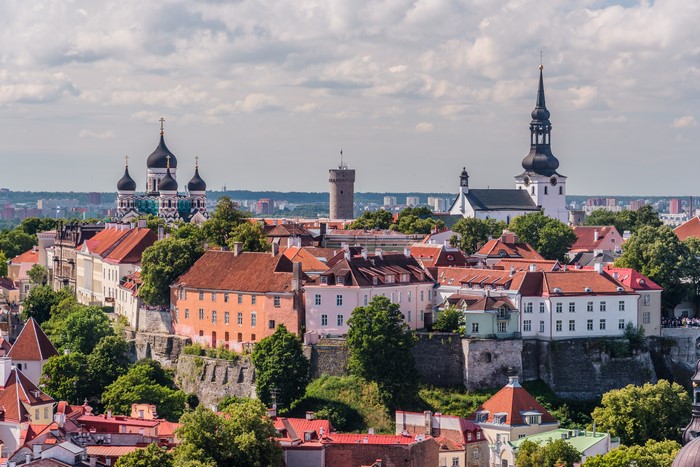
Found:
[107,409,112,418]
[374,248,383,259]
[137,219,147,228]
[594,263,603,274]
[25,454,31,464]
[424,410,432,434]
[528,263,537,272]
[319,222,327,244]
[233,242,243,256]
[292,262,302,292]
[593,230,599,242]
[403,247,411,258]
[361,248,368,260]
[0,357,12,387]
[271,243,279,257]
[508,375,520,386]
[306,411,315,421]
[267,406,277,419]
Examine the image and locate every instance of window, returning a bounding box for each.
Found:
[321,276,327,284]
[619,319,626,330]
[224,312,230,324]
[397,292,401,303]
[274,296,281,308]
[252,295,257,305]
[544,186,548,195]
[336,295,343,306]
[212,311,217,324]
[452,457,460,467]
[251,334,256,341]
[44,407,49,419]
[587,319,593,330]
[518,434,526,439]
[569,302,575,313]
[524,320,532,332]
[269,320,276,329]
[420,310,424,322]
[212,292,216,302]
[472,322,479,333]
[315,294,321,306]
[407,310,412,322]
[178,288,186,300]
[337,314,344,326]
[391,292,395,303]
[321,314,328,326]
[238,294,243,304]
[363,294,369,306]
[198,308,204,320]
[555,320,562,332]
[407,291,412,303]
[539,303,545,313]
[643,311,651,324]
[556,303,562,313]
[569,320,575,331]
[224,293,229,302]
[237,312,243,325]
[421,290,425,302]
[174,308,179,320]
[600,301,606,312]
[525,303,533,314]
[185,309,189,319]
[497,322,507,333]
[237,333,242,342]
[618,300,625,311]
[643,294,650,306]
[337,275,344,285]
[539,321,545,332]
[587,301,593,312]
[251,312,257,327]
[473,448,480,460]
[199,291,204,301]
[600,319,606,330]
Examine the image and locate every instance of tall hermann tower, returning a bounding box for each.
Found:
[329,150,355,220]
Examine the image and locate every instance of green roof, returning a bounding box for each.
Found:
[510,428,608,453]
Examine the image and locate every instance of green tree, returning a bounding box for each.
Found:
[140,237,204,306]
[346,296,418,409]
[115,443,174,467]
[0,251,7,277]
[18,217,57,236]
[515,439,581,467]
[252,325,309,409]
[55,306,114,354]
[583,439,681,467]
[450,218,506,254]
[634,205,663,231]
[228,222,270,252]
[102,360,186,421]
[584,206,661,235]
[591,380,690,446]
[27,264,48,285]
[87,335,132,396]
[431,307,465,333]
[201,196,248,247]
[510,212,576,261]
[174,400,282,467]
[40,352,90,403]
[171,223,205,243]
[347,210,393,230]
[0,229,36,258]
[683,236,700,300]
[21,285,72,323]
[616,225,690,309]
[393,207,446,234]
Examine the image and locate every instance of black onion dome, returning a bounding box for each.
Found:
[521,147,560,176]
[158,168,178,191]
[188,167,206,192]
[117,166,136,191]
[147,134,178,169]
[531,67,551,121]
[673,436,700,467]
[521,65,559,177]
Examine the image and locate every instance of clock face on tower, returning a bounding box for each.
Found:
[523,176,530,186]
[550,176,557,186]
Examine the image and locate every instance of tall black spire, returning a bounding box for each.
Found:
[521,65,560,177]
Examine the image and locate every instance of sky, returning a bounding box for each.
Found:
[1,0,699,196]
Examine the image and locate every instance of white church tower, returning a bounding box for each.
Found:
[514,65,568,223]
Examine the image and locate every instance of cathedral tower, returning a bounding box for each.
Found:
[329,151,355,220]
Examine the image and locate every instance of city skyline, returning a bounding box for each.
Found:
[1,0,699,195]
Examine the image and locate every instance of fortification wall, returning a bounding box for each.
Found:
[176,354,256,408]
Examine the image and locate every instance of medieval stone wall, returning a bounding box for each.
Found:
[176,354,256,408]
[463,338,523,391]
[413,333,464,387]
[128,331,190,368]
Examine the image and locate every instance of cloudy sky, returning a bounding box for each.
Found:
[1,0,698,196]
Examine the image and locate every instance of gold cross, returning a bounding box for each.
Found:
[195,156,199,168]
[159,117,165,135]
[125,155,129,167]
[166,154,171,169]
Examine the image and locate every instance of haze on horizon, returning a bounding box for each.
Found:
[0,0,698,196]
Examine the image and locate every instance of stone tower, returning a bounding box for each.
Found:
[329,151,355,220]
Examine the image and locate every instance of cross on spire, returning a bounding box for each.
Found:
[166,154,171,169]
[159,117,165,136]
[124,155,129,167]
[195,156,199,169]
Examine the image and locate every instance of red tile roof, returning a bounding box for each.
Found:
[282,247,330,273]
[273,417,333,445]
[493,258,560,272]
[595,266,662,291]
[410,244,469,269]
[104,228,157,264]
[7,318,59,361]
[81,227,132,256]
[11,249,39,265]
[541,270,634,296]
[571,226,620,251]
[467,296,515,311]
[0,368,54,423]
[323,433,429,445]
[173,251,300,293]
[472,380,557,426]
[85,446,143,457]
[675,216,700,241]
[476,239,544,261]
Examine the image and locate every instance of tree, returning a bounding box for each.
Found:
[251,325,309,409]
[393,207,445,234]
[171,223,205,243]
[346,296,418,408]
[201,196,248,247]
[450,218,506,254]
[616,225,690,309]
[87,335,132,396]
[0,229,36,258]
[174,400,282,467]
[431,307,465,333]
[21,285,72,323]
[40,352,90,404]
[347,210,394,230]
[584,206,661,235]
[0,251,7,277]
[18,217,56,236]
[55,306,114,354]
[102,360,186,421]
[633,205,663,231]
[228,222,270,252]
[115,443,174,467]
[140,237,204,306]
[510,212,576,261]
[27,264,48,285]
[583,439,681,467]
[515,439,581,467]
[591,380,690,446]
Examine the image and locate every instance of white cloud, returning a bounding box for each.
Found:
[671,115,697,129]
[79,129,114,139]
[236,93,281,113]
[0,71,77,104]
[415,122,434,133]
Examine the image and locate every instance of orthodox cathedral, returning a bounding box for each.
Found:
[115,119,208,224]
[449,65,568,224]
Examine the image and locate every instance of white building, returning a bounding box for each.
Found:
[6,318,59,386]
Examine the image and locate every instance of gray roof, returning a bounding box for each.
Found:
[466,189,539,211]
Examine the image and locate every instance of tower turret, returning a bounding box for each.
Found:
[146,118,177,194]
[116,156,137,216]
[329,150,355,220]
[187,157,208,215]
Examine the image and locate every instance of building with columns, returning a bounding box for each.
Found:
[450,65,568,223]
[115,119,208,224]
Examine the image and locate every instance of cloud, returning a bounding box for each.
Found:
[79,129,114,139]
[0,71,78,104]
[236,93,281,112]
[415,122,434,133]
[671,115,697,128]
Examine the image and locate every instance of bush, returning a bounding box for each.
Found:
[182,343,205,356]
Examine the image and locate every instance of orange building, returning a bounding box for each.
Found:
[170,247,304,351]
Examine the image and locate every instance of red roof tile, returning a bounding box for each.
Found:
[273,417,333,444]
[571,226,620,251]
[323,433,429,445]
[7,318,59,361]
[472,380,557,426]
[542,270,634,296]
[0,368,54,423]
[11,249,39,265]
[675,217,700,241]
[594,266,662,291]
[493,258,560,272]
[410,244,469,269]
[104,228,157,264]
[282,247,329,273]
[476,239,544,260]
[81,227,132,256]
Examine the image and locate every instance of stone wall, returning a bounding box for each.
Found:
[176,354,256,408]
[463,338,523,391]
[412,333,464,387]
[128,331,191,368]
[306,338,349,379]
[137,308,173,334]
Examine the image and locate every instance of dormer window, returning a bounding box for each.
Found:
[494,414,506,424]
[385,274,395,283]
[475,411,488,423]
[337,275,344,285]
[321,276,327,285]
[372,276,378,285]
